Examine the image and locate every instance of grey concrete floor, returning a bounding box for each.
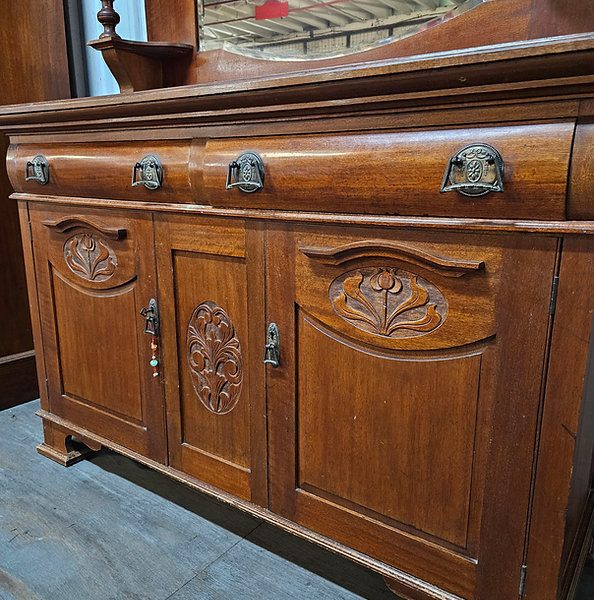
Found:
[0,401,593,600]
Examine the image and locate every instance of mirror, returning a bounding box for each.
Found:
[197,0,485,61]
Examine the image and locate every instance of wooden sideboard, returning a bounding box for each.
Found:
[2,8,594,598]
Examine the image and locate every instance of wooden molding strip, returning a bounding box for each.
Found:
[0,349,36,366]
[42,217,127,240]
[17,193,594,236]
[0,33,593,130]
[299,240,484,276]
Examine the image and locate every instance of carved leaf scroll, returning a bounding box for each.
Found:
[186,300,243,415]
[64,234,117,282]
[330,267,447,339]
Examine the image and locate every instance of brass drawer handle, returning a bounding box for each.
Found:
[25,155,49,185]
[226,152,265,193]
[264,323,280,368]
[441,143,504,197]
[132,155,163,190]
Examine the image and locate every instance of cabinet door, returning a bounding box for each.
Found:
[30,204,166,462]
[267,224,558,599]
[155,215,266,505]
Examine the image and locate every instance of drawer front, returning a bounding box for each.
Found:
[8,141,192,202]
[202,122,574,219]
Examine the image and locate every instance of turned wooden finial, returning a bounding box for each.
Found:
[97,0,121,39]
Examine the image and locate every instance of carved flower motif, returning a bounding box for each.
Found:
[369,269,402,293]
[330,267,446,338]
[64,234,117,281]
[186,301,243,415]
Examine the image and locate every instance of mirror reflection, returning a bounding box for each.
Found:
[198,0,484,61]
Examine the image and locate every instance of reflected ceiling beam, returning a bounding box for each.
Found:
[301,4,350,25]
[209,4,306,32]
[204,25,253,41]
[203,0,461,48]
[283,12,332,28]
[207,10,302,33]
[323,3,372,20]
[410,0,440,9]
[349,1,391,17]
[291,0,372,22]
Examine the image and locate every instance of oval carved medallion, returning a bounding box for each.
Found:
[186,301,243,415]
[330,267,447,339]
[63,234,117,281]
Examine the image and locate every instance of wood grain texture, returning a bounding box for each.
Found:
[1,34,594,136]
[146,0,197,45]
[524,236,594,600]
[202,124,574,219]
[155,214,267,505]
[0,0,70,407]
[297,314,481,548]
[17,202,48,412]
[87,37,193,93]
[9,141,192,203]
[568,123,594,220]
[528,0,594,39]
[267,224,558,598]
[29,203,167,462]
[0,351,37,410]
[11,191,594,235]
[0,136,32,360]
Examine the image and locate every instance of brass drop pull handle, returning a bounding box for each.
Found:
[132,155,163,190]
[226,152,265,193]
[264,323,280,368]
[140,298,159,336]
[140,299,160,378]
[441,143,504,197]
[25,155,49,185]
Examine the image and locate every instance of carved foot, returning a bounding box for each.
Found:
[37,419,101,467]
[383,576,423,599]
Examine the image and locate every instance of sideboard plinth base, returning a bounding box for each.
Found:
[37,418,101,467]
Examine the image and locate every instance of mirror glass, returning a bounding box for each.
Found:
[197,0,484,61]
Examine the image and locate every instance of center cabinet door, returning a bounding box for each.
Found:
[266,224,558,600]
[155,215,267,506]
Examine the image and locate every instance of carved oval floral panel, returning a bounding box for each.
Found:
[63,233,117,282]
[330,267,447,339]
[186,300,243,415]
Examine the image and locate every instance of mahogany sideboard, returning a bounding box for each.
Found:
[2,26,594,600]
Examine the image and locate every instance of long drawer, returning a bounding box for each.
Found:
[201,122,575,220]
[8,140,192,203]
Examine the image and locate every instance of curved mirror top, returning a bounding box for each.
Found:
[197,0,485,61]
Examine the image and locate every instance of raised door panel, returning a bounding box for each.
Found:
[29,204,166,462]
[267,224,558,599]
[155,215,266,505]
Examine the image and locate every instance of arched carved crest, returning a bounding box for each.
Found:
[301,240,484,277]
[186,301,243,415]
